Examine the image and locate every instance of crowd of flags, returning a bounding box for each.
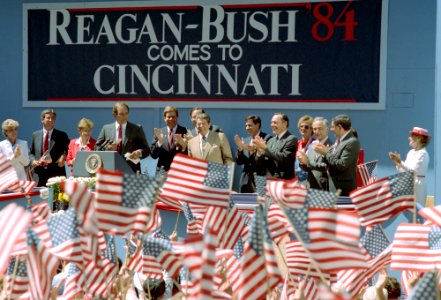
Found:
[0,152,441,299]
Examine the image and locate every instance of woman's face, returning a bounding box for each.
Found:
[5,127,18,142]
[79,127,92,139]
[409,134,422,149]
[299,122,313,139]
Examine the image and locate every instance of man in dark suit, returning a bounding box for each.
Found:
[254,113,297,180]
[95,102,150,173]
[29,109,70,186]
[314,114,360,196]
[234,115,272,193]
[188,107,222,138]
[150,106,188,172]
[297,117,333,190]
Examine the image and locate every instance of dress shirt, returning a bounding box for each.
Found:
[115,122,127,143]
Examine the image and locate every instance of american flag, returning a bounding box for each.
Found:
[5,257,30,299]
[26,228,60,300]
[63,179,98,234]
[202,205,228,244]
[62,262,84,300]
[392,223,441,271]
[195,226,219,299]
[95,168,158,234]
[83,256,117,298]
[0,203,32,276]
[302,277,319,300]
[220,199,247,249]
[284,208,368,272]
[143,237,183,277]
[267,177,306,209]
[0,153,19,193]
[350,171,415,227]
[317,283,351,300]
[338,225,392,298]
[419,205,441,226]
[408,270,437,299]
[254,174,267,198]
[30,201,51,224]
[161,154,231,207]
[280,274,296,300]
[267,203,292,244]
[236,204,282,299]
[357,160,378,187]
[46,207,83,262]
[182,202,203,235]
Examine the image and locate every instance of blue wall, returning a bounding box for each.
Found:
[0,0,437,197]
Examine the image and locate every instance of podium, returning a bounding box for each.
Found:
[72,151,134,177]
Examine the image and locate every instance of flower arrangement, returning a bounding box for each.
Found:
[46,176,97,205]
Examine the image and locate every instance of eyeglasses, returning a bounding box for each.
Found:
[299,125,310,129]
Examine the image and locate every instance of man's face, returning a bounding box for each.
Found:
[191,109,203,126]
[164,111,178,129]
[270,115,287,136]
[196,118,210,136]
[330,121,342,138]
[245,120,259,137]
[114,106,129,125]
[42,113,55,130]
[312,120,328,141]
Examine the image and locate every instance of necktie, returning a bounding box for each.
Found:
[169,130,173,149]
[201,136,207,155]
[117,125,122,153]
[43,131,49,153]
[333,139,340,153]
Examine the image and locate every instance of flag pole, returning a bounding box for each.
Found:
[413,172,417,223]
[228,162,235,192]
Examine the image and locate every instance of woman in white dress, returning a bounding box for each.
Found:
[389,127,430,205]
[0,119,30,180]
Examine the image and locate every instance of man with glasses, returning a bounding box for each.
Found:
[254,112,297,179]
[95,102,150,173]
[297,117,333,190]
[314,114,360,196]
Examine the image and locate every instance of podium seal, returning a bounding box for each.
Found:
[85,153,102,174]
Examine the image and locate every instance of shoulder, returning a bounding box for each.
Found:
[54,128,68,137]
[176,125,187,133]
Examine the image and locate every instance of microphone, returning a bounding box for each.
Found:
[98,139,113,151]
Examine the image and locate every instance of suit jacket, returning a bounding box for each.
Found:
[256,131,297,180]
[29,128,69,186]
[66,137,97,167]
[300,137,333,190]
[187,131,234,165]
[150,124,188,171]
[324,131,360,196]
[236,131,272,193]
[95,121,150,172]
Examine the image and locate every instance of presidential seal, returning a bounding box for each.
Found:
[85,153,102,174]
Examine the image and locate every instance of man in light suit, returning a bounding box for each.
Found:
[297,117,333,190]
[314,114,360,196]
[30,109,70,187]
[187,113,233,165]
[95,102,150,173]
[188,107,222,138]
[234,115,272,193]
[150,106,188,172]
[254,113,297,180]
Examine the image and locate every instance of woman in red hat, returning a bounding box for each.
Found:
[389,127,430,205]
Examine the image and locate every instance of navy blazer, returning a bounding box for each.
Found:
[95,121,150,172]
[29,128,69,186]
[256,130,297,180]
[236,131,272,192]
[324,131,360,196]
[150,124,188,171]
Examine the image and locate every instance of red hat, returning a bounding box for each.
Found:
[409,127,430,137]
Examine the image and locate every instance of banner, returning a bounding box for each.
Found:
[23,0,387,109]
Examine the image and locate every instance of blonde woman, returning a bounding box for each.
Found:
[0,119,30,180]
[66,118,96,170]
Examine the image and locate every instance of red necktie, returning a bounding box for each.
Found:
[43,131,49,153]
[169,130,173,149]
[117,125,122,153]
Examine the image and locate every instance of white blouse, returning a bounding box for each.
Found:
[0,139,30,181]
